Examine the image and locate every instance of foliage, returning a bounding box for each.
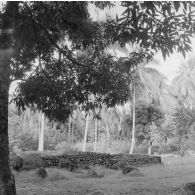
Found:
[35,167,47,179]
[133,103,164,143]
[9,152,23,171]
[172,105,195,138]
[22,153,45,170]
[172,56,195,108]
[4,1,195,157]
[107,2,195,62]
[16,55,130,122]
[7,1,195,123]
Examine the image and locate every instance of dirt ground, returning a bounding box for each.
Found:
[15,155,195,195]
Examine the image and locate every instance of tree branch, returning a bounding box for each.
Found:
[22,2,87,67]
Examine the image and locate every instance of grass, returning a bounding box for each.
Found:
[14,154,195,195]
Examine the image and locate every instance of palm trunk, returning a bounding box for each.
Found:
[106,122,111,144]
[68,115,71,144]
[94,118,98,152]
[129,84,136,154]
[82,113,89,152]
[0,2,18,194]
[148,141,152,155]
[71,126,74,144]
[38,112,44,152]
[190,100,193,110]
[118,117,122,141]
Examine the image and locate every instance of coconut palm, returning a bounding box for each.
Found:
[21,108,45,151]
[172,57,195,109]
[129,64,168,154]
[82,111,90,152]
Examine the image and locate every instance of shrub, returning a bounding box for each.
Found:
[133,144,148,155]
[10,152,23,171]
[35,167,47,179]
[183,182,195,193]
[59,158,78,171]
[158,143,178,154]
[22,153,45,170]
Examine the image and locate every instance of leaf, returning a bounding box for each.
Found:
[173,2,180,12]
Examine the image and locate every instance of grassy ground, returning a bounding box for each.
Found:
[15,155,195,195]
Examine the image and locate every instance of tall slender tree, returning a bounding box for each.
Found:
[129,65,167,154]
[82,112,89,152]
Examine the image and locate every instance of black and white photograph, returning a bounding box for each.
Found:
[1,1,195,194]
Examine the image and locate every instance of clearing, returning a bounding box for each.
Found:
[15,155,195,195]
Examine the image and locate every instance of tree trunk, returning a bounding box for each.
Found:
[129,84,136,154]
[71,125,74,144]
[68,115,71,144]
[148,141,152,155]
[38,112,44,152]
[118,116,122,141]
[0,2,18,194]
[0,56,16,195]
[94,118,98,152]
[106,122,111,144]
[82,113,89,152]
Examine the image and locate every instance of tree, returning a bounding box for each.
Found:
[129,83,136,154]
[82,112,89,152]
[0,2,18,194]
[129,65,166,154]
[38,112,45,152]
[172,57,195,109]
[21,108,45,151]
[93,115,98,152]
[172,104,195,155]
[1,2,195,194]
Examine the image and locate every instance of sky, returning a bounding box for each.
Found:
[89,2,195,83]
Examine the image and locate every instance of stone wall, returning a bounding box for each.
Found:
[42,152,161,168]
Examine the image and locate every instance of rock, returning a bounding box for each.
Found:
[122,166,141,176]
[10,152,23,171]
[35,167,47,179]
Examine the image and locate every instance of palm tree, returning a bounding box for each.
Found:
[93,117,98,152]
[21,108,45,151]
[129,64,168,154]
[172,57,195,109]
[82,112,89,152]
[38,112,45,151]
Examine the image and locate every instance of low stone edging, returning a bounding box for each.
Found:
[41,152,161,169]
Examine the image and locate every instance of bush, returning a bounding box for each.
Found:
[59,158,78,171]
[133,144,148,154]
[158,143,178,154]
[10,152,23,171]
[183,182,195,193]
[35,167,47,179]
[22,153,45,170]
